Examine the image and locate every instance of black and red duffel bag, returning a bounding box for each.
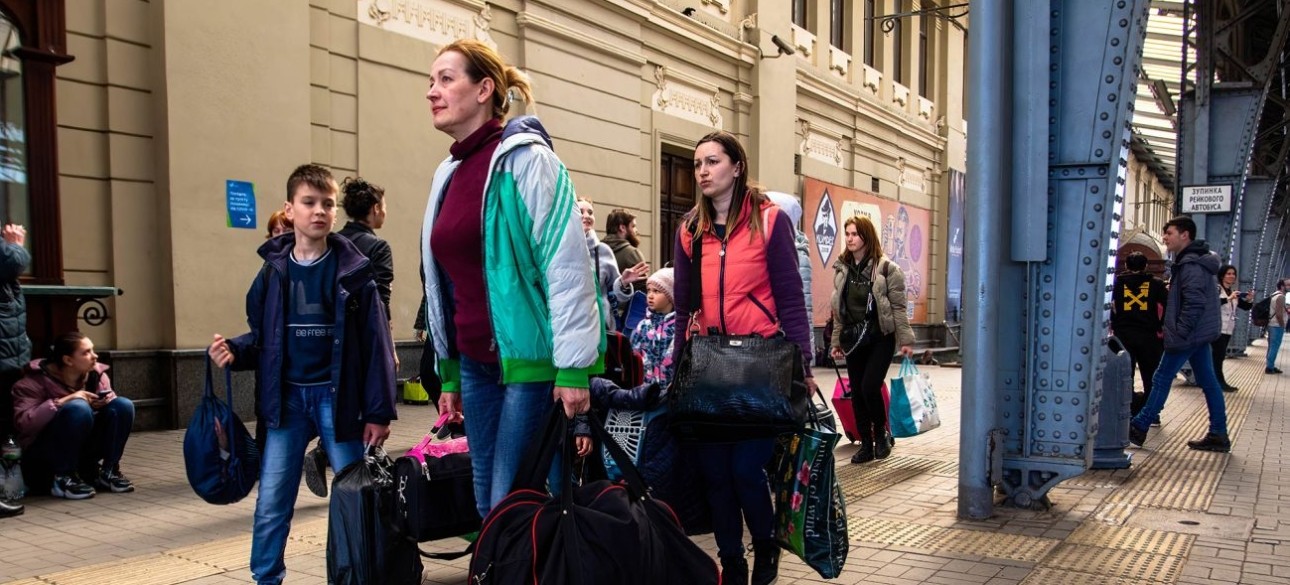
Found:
[468,404,719,585]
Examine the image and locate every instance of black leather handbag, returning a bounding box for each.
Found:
[669,229,807,442]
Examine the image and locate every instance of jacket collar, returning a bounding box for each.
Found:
[256,232,371,290]
[340,221,375,237]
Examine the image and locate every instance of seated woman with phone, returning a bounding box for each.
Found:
[12,332,135,499]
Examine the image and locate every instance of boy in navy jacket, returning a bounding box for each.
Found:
[208,164,396,585]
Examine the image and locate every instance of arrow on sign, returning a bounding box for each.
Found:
[242,214,252,225]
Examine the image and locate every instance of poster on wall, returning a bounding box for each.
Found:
[946,169,965,324]
[804,177,931,325]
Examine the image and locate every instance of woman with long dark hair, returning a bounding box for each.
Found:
[421,39,601,519]
[1213,264,1253,392]
[671,130,816,585]
[829,215,915,463]
[12,332,135,499]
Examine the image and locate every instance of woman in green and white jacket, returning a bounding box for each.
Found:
[421,40,604,517]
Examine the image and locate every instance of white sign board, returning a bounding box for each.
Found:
[1181,185,1232,213]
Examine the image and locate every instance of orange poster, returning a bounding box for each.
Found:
[803,178,931,325]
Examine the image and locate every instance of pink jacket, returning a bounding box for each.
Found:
[11,360,116,448]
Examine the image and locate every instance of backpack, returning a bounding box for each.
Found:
[1252,293,1277,327]
[603,330,644,388]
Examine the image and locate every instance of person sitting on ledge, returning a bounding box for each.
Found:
[12,332,135,499]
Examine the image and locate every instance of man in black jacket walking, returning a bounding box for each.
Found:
[1111,252,1166,419]
[1129,216,1230,452]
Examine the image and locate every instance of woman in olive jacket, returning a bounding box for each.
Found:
[829,214,914,464]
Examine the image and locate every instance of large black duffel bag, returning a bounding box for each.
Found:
[327,449,423,585]
[468,404,719,585]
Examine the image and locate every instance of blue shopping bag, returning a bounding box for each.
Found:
[616,290,648,332]
[888,358,941,438]
[183,358,260,504]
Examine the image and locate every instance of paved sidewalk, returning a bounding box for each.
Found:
[1,346,1287,584]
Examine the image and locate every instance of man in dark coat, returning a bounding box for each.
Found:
[0,223,28,518]
[1111,251,1166,418]
[1129,216,1230,452]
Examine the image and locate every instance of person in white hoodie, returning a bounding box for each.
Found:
[765,191,815,356]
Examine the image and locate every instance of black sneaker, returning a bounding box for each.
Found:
[1222,385,1238,393]
[1186,433,1231,453]
[1128,424,1148,447]
[1267,368,1284,374]
[96,466,135,493]
[303,444,328,497]
[0,497,22,518]
[51,474,95,500]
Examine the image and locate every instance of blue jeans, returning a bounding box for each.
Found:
[694,438,776,558]
[27,396,134,475]
[1268,326,1284,370]
[1131,343,1228,437]
[459,356,552,518]
[250,385,363,585]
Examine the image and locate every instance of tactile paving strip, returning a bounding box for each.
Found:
[836,455,952,498]
[847,515,1061,562]
[25,555,222,585]
[1100,368,1256,512]
[1065,523,1195,558]
[1039,543,1185,582]
[847,516,947,548]
[922,528,1060,562]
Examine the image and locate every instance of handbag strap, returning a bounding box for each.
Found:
[688,222,704,334]
[586,408,652,501]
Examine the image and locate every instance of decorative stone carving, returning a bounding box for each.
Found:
[829,46,851,78]
[651,65,724,129]
[918,95,935,120]
[862,64,882,96]
[897,157,926,192]
[701,0,731,15]
[801,124,845,168]
[892,82,910,108]
[361,0,496,48]
[790,24,814,57]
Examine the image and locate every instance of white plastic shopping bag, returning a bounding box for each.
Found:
[888,358,941,437]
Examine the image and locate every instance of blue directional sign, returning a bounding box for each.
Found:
[226,180,257,229]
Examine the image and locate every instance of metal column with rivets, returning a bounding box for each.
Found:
[960,0,1150,516]
[1234,178,1275,347]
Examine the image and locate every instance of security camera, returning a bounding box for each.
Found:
[771,35,796,56]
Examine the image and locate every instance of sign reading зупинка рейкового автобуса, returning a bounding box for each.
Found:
[1180,184,1232,214]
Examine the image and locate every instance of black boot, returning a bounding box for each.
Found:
[850,439,875,464]
[720,554,748,585]
[874,431,893,460]
[751,539,780,585]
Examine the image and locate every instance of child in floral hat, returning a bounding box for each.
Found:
[631,267,676,387]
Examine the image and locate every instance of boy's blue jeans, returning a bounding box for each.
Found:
[1131,342,1228,437]
[459,356,552,518]
[250,385,363,585]
[1267,326,1284,370]
[27,396,134,475]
